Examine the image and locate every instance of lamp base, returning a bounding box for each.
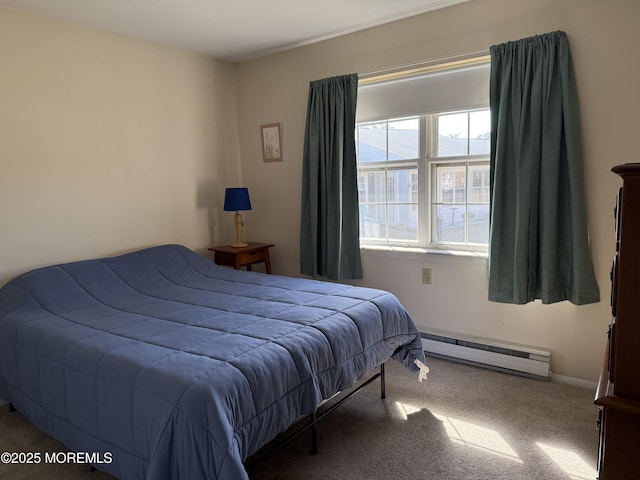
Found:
[231,212,248,248]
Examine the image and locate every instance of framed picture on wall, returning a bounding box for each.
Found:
[261,123,283,162]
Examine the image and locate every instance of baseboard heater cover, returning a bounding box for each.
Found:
[421,330,551,380]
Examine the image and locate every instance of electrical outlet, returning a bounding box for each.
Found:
[422,268,432,285]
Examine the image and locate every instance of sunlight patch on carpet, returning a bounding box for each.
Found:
[394,401,422,420]
[536,442,597,479]
[434,412,523,463]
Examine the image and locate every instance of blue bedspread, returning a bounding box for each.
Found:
[0,244,425,479]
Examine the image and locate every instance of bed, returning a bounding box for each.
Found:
[0,244,426,479]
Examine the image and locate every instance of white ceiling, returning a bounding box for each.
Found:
[0,0,472,62]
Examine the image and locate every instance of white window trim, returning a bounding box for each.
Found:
[357,111,490,254]
[360,244,488,264]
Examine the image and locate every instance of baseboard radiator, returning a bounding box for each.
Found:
[421,330,551,380]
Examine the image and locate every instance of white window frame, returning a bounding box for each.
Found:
[356,116,425,246]
[356,108,490,253]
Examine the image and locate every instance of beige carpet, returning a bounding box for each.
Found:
[0,357,599,479]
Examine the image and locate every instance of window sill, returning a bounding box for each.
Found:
[359,244,488,263]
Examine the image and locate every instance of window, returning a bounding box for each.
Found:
[356,58,490,253]
[356,109,490,251]
[357,117,420,242]
[430,110,491,248]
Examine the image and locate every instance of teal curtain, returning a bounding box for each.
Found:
[488,31,599,305]
[300,74,363,280]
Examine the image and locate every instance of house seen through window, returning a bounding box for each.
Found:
[356,58,491,252]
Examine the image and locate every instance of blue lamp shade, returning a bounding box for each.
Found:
[223,188,252,212]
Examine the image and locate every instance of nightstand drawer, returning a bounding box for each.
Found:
[208,242,274,273]
[239,249,267,265]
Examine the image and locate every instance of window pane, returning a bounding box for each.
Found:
[357,122,387,162]
[388,204,418,241]
[359,205,386,239]
[358,171,386,202]
[437,112,468,157]
[388,117,419,160]
[432,204,465,243]
[453,169,466,202]
[467,204,489,244]
[435,165,466,203]
[387,168,418,202]
[470,110,491,155]
[468,163,490,203]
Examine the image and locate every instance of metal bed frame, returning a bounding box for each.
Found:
[245,362,386,470]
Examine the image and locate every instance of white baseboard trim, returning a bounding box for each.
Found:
[550,372,597,391]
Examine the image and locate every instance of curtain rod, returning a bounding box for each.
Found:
[359,49,490,84]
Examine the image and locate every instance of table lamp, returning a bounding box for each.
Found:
[224,187,252,248]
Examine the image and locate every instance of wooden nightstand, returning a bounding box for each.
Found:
[208,242,274,274]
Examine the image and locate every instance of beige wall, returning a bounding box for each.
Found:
[235,0,640,382]
[0,7,240,284]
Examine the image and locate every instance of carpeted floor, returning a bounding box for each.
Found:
[0,357,599,479]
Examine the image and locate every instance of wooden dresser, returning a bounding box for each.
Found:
[594,163,640,479]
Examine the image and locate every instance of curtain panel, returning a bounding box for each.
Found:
[488,31,599,305]
[300,74,363,280]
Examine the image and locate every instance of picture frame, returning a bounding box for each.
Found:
[260,122,283,162]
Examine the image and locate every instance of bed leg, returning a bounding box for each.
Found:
[380,363,386,400]
[310,411,318,455]
[8,403,16,413]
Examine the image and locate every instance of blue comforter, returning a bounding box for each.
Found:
[0,244,425,479]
